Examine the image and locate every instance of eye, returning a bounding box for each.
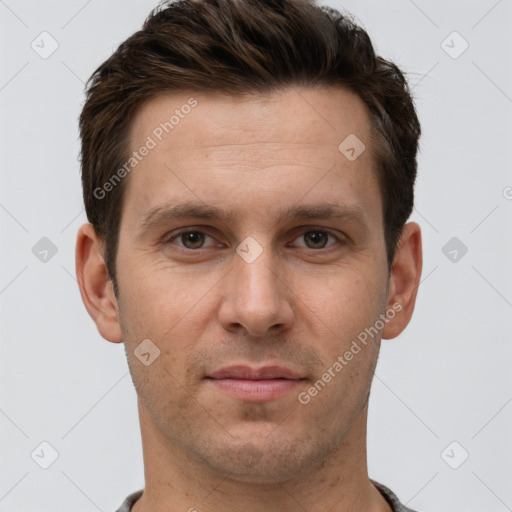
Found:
[292,229,340,249]
[167,230,218,250]
[164,228,344,253]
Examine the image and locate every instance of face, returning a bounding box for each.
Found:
[96,87,398,482]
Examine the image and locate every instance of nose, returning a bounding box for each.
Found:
[218,242,295,338]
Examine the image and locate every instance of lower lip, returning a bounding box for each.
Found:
[207,378,303,401]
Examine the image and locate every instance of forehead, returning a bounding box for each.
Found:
[130,86,372,150]
[123,86,381,227]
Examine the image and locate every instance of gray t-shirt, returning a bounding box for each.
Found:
[115,480,417,511]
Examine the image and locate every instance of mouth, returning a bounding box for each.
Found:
[205,365,306,402]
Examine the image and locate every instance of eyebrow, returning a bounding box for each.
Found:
[137,200,370,233]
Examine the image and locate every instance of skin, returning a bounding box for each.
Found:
[76,86,422,512]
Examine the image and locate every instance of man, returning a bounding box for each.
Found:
[75,0,422,510]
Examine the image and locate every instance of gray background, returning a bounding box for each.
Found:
[1,0,511,511]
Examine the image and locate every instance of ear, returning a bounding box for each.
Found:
[75,223,123,343]
[382,222,422,340]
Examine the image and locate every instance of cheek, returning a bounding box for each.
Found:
[298,273,383,416]
[296,267,386,345]
[120,257,209,320]
[117,263,220,367]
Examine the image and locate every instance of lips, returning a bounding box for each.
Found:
[207,365,304,380]
[206,365,305,402]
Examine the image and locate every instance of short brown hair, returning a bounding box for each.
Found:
[79,0,421,290]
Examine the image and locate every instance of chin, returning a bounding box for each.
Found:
[188,429,329,484]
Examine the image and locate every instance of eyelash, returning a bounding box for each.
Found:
[163,228,345,252]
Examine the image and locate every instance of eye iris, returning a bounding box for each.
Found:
[305,231,328,249]
[178,231,330,250]
[182,232,205,249]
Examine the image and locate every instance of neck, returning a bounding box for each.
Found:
[132,400,391,512]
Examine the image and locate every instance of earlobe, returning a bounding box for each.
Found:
[382,222,422,340]
[75,223,123,343]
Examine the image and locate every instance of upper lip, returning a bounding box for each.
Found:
[207,365,304,380]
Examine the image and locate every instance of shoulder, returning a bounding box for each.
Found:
[371,479,419,512]
[114,489,143,512]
